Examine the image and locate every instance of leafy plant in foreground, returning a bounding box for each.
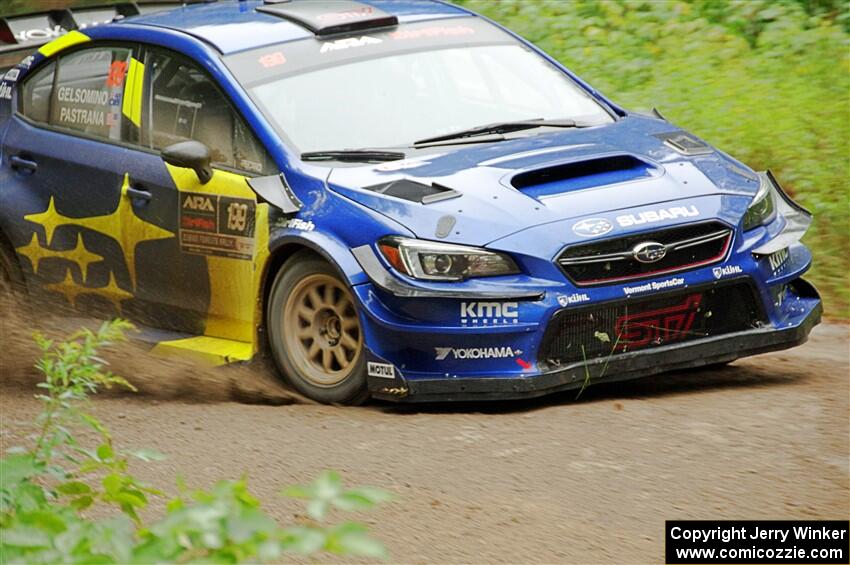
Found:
[0,320,390,563]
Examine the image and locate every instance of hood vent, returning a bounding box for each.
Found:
[511,154,657,198]
[653,131,713,156]
[363,179,460,204]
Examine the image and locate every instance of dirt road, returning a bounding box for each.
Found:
[1,320,848,564]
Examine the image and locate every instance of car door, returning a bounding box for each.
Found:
[0,43,180,322]
[120,45,277,345]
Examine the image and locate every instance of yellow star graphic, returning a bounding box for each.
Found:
[23,174,173,290]
[16,232,103,283]
[23,198,65,245]
[43,268,86,308]
[43,267,133,314]
[98,270,134,315]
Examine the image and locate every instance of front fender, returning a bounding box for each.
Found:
[268,230,369,286]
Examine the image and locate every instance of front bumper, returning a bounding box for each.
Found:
[369,298,821,402]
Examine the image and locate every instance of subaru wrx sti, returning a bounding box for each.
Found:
[0,0,821,403]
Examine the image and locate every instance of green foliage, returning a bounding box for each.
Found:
[0,320,390,564]
[458,0,850,316]
[282,470,394,522]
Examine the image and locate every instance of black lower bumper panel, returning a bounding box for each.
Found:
[372,303,822,403]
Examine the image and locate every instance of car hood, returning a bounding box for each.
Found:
[325,115,761,247]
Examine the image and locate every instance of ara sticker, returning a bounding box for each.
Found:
[179,192,256,260]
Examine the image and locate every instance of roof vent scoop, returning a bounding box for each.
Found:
[510,154,659,199]
[257,0,398,37]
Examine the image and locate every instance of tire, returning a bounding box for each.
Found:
[266,252,369,405]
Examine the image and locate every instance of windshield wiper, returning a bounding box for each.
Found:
[412,118,584,146]
[301,150,406,163]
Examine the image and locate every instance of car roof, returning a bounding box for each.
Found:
[121,0,471,54]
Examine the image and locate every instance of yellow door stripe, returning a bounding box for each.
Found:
[165,163,270,354]
[38,30,90,58]
[151,335,254,366]
[122,57,144,128]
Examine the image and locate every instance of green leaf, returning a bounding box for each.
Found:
[280,485,313,499]
[165,497,184,512]
[281,527,326,554]
[96,443,113,461]
[102,473,122,495]
[343,486,393,505]
[0,454,41,490]
[314,470,343,499]
[20,509,68,535]
[307,498,329,521]
[200,531,223,549]
[79,413,108,436]
[129,449,167,462]
[1,526,51,548]
[71,495,95,511]
[226,511,276,543]
[594,331,611,343]
[258,539,282,561]
[56,480,92,496]
[334,531,387,559]
[328,523,387,559]
[115,491,146,508]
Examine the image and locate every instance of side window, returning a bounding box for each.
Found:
[49,47,133,141]
[19,61,56,123]
[144,48,273,175]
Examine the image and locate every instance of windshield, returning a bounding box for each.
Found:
[250,44,613,153]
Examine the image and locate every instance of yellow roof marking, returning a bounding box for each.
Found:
[38,30,90,58]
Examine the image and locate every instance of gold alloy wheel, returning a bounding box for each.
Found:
[282,273,363,387]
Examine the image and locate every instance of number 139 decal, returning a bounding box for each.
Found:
[227,202,249,232]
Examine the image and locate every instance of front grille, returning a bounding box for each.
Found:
[558,221,732,285]
[538,282,764,368]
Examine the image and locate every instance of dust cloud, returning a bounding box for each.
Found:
[0,296,299,406]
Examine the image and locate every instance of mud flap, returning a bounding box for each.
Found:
[364,350,409,400]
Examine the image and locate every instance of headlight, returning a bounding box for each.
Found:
[742,172,777,231]
[378,237,520,281]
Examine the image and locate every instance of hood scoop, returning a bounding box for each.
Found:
[510,154,659,199]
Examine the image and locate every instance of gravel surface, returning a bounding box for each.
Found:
[1,318,847,564]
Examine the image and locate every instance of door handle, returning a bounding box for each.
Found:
[125,186,152,202]
[10,155,37,173]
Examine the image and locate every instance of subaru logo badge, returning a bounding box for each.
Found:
[572,218,613,237]
[633,241,667,263]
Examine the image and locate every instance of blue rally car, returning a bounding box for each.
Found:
[0,0,822,404]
